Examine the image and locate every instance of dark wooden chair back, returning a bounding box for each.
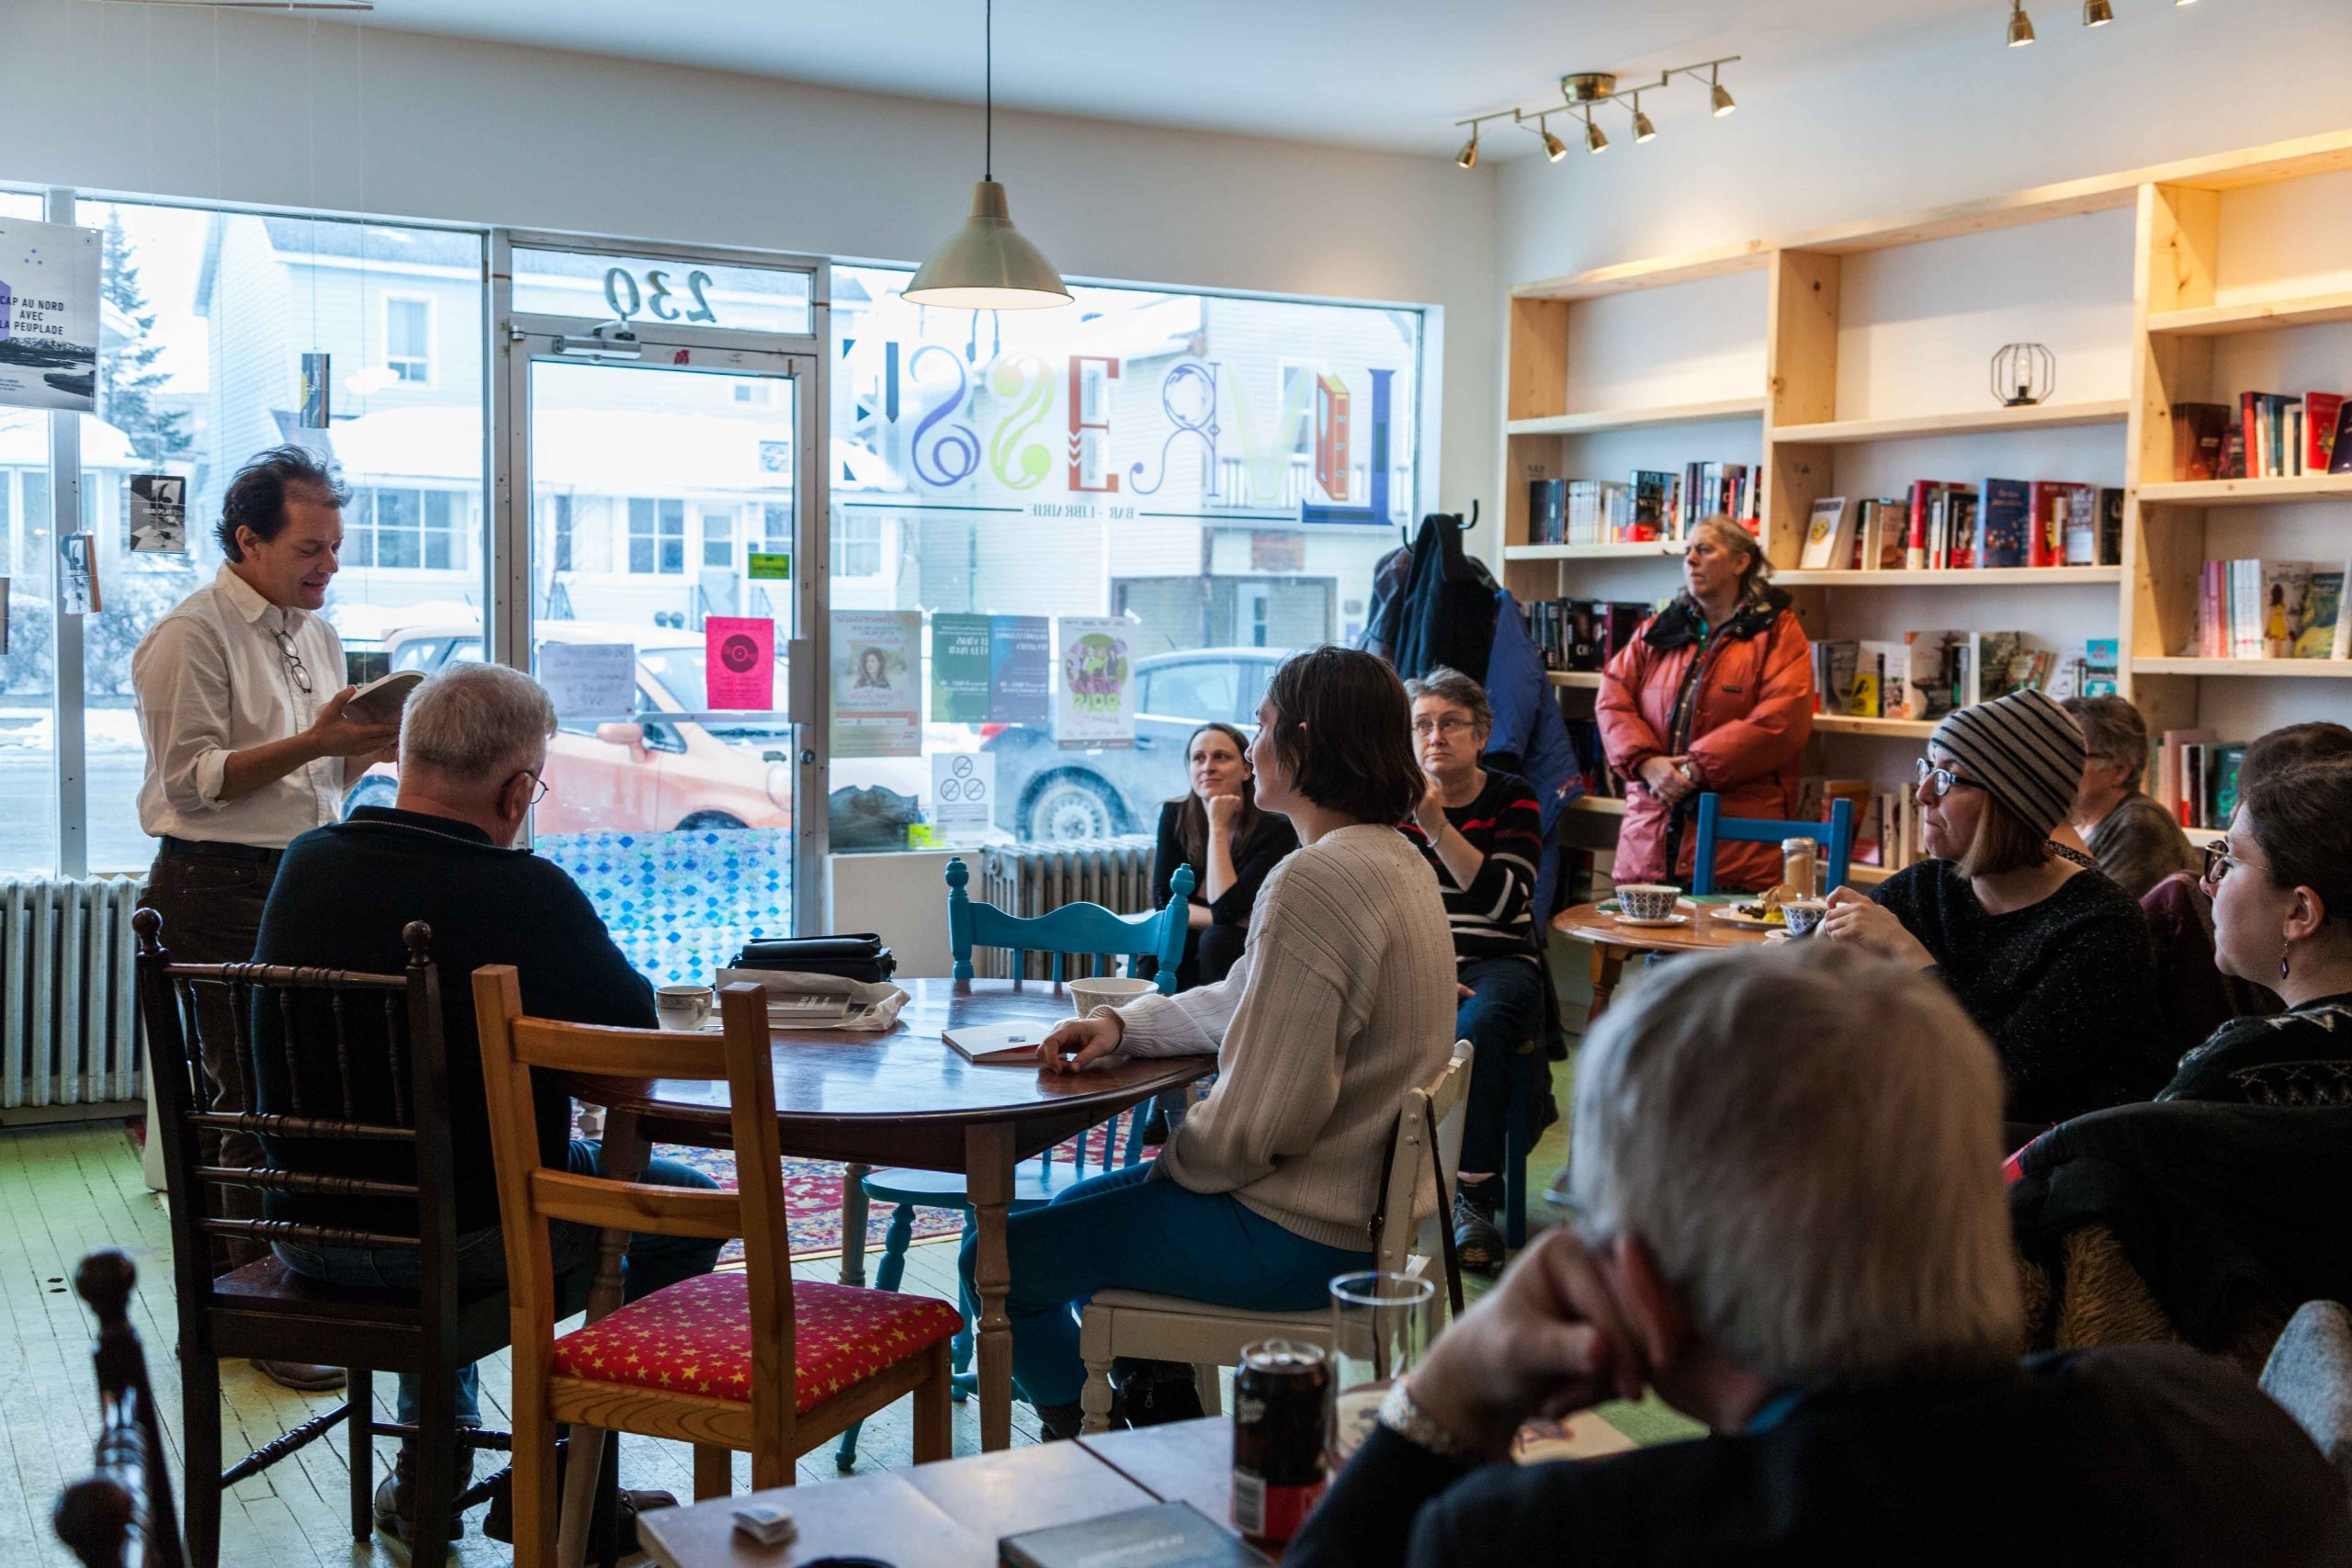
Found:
[53,1250,186,1568]
[132,908,458,1331]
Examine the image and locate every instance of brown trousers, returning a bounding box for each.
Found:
[139,844,282,1273]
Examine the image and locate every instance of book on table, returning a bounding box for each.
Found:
[1000,1503,1271,1568]
[944,1023,1054,1066]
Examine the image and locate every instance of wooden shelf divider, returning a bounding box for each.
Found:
[1810,715,1939,739]
[2137,477,2352,507]
[1546,671,1604,689]
[1770,400,2130,445]
[1775,566,2120,587]
[2147,289,2352,337]
[1506,397,1766,437]
[2132,658,2352,679]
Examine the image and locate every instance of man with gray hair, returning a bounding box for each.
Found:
[1291,942,2351,1566]
[250,662,716,1546]
[2062,694,2199,899]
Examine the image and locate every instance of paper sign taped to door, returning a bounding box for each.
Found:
[537,642,637,721]
[706,616,777,710]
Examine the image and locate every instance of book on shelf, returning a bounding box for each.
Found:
[2311,393,2346,474]
[2230,390,2345,479]
[2155,728,2216,818]
[1628,470,1679,541]
[2221,422,2247,479]
[2080,637,2120,699]
[2332,401,2352,476]
[1900,631,1962,720]
[2173,402,2231,482]
[1799,496,1852,570]
[2195,558,2351,660]
[1978,479,2030,569]
[2306,569,2348,659]
[1852,639,1905,718]
[2154,734,2249,830]
[1524,597,1653,671]
[1814,640,1860,716]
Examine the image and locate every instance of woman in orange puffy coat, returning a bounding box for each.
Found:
[1596,517,1816,892]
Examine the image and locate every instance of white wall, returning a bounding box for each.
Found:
[0,0,1497,528]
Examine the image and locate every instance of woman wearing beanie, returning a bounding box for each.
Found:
[1824,688,2168,1133]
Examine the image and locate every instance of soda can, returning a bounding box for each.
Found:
[1232,1337,1329,1546]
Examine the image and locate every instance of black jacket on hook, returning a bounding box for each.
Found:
[1364,513,1497,680]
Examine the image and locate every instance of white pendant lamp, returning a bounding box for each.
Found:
[904,0,1071,310]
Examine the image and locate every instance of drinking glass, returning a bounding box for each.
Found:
[1327,1270,1436,1469]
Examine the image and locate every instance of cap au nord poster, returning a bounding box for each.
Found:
[0,217,100,414]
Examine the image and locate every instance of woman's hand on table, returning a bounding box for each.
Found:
[1821,887,1934,968]
[1041,1012,1125,1074]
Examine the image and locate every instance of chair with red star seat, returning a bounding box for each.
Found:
[476,973,959,1568]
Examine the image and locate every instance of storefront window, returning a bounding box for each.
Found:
[825,266,1424,852]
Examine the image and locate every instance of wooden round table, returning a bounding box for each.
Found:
[1553,899,1789,1023]
[557,977,1215,1454]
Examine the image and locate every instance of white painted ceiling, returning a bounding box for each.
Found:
[342,0,2007,159]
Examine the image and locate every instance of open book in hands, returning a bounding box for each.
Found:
[943,1024,1052,1066]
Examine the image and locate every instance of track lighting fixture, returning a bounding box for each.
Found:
[1452,55,1737,168]
[2084,0,2113,23]
[2008,1,2037,44]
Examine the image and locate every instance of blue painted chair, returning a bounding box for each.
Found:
[1690,793,1855,897]
[836,854,1194,1468]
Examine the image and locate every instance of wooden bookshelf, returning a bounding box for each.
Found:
[1567,795,1627,817]
[1770,400,2131,446]
[1546,671,1604,689]
[1499,128,2352,923]
[1505,397,1765,437]
[1845,864,1897,887]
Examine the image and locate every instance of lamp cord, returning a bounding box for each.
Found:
[985,0,993,182]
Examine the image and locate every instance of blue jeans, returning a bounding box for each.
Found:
[957,1161,1370,1408]
[1454,956,1547,1177]
[276,1139,722,1426]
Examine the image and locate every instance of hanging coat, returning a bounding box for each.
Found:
[1596,586,1815,890]
[1365,513,1498,682]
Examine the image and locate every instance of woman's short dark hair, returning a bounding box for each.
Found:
[1261,647,1422,824]
[2244,722,2352,785]
[1959,789,2050,878]
[216,445,349,560]
[2243,760,2352,929]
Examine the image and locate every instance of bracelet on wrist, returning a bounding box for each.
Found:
[1377,1380,1487,1464]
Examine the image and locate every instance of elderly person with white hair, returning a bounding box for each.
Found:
[252,662,718,1547]
[1288,942,2352,1568]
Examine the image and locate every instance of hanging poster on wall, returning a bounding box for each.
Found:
[932,612,992,724]
[831,609,922,757]
[705,616,776,710]
[989,615,1051,726]
[0,216,101,414]
[129,474,187,553]
[1055,616,1135,750]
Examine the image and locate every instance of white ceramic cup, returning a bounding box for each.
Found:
[654,984,714,1032]
[1781,898,1828,937]
[1066,975,1155,1016]
[1617,884,1683,922]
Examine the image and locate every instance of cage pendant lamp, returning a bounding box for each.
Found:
[905,0,1071,310]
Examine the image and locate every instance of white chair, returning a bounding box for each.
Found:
[1077,1040,1473,1433]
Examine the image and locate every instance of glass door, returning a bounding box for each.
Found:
[495,235,826,984]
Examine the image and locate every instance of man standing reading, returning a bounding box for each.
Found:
[131,445,401,1392]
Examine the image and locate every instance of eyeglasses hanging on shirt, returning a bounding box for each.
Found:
[271,629,313,695]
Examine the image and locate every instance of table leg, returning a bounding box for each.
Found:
[966,1122,1017,1452]
[560,1111,646,1568]
[1588,942,1628,1029]
[840,1162,872,1289]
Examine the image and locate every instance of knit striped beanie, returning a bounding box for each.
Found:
[1930,688,2086,839]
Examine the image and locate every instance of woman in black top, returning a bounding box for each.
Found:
[1148,721,1299,990]
[2163,760,2352,1103]
[1825,689,2166,1132]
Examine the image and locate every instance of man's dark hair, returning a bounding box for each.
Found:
[2244,722,2352,786]
[2242,760,2352,929]
[1261,647,1423,825]
[216,446,349,560]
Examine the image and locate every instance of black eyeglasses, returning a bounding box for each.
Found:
[513,770,551,807]
[2202,840,2257,887]
[1915,758,1983,799]
[271,629,312,694]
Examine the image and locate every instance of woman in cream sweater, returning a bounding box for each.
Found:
[960,645,1456,1438]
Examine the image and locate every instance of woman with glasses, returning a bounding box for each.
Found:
[1596,516,1815,891]
[2159,760,2352,1102]
[1399,666,1545,1274]
[1823,689,2167,1133]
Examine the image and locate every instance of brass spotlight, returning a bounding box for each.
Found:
[1540,120,1568,163]
[1630,94,1657,142]
[1456,130,1479,169]
[2084,0,2113,24]
[1709,64,1736,116]
[2008,1,2037,44]
[1584,110,1609,154]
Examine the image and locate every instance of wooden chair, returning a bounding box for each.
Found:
[833,854,1194,1468]
[1075,1040,1474,1433]
[474,971,960,1568]
[133,908,537,1568]
[1690,793,1854,897]
[53,1250,186,1568]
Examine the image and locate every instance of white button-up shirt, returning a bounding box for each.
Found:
[132,566,348,848]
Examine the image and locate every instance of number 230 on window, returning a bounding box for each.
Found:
[604,266,718,324]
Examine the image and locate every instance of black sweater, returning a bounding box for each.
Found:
[1287,1346,2352,1568]
[1149,799,1298,928]
[250,807,656,1235]
[1397,769,1543,966]
[1876,860,2169,1125]
[2162,993,2352,1103]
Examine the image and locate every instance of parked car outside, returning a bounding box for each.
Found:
[982,646,1291,840]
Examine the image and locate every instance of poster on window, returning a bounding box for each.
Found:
[989,615,1050,726]
[128,474,187,553]
[705,616,776,711]
[932,612,991,724]
[1055,617,1135,749]
[831,609,922,757]
[0,217,100,414]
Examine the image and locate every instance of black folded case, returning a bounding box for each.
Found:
[729,932,897,984]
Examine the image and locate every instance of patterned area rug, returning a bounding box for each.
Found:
[653,1122,1145,1262]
